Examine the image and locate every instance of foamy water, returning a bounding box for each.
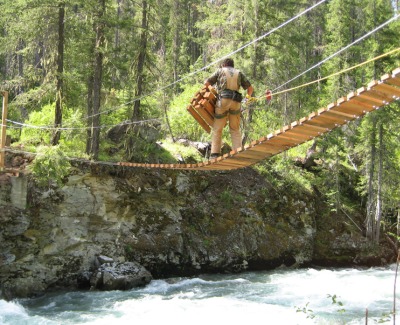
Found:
[1,266,398,324]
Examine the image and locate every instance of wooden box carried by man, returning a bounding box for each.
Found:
[186,85,217,133]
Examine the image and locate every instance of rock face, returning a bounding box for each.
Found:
[0,162,394,300]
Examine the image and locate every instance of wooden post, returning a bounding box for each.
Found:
[0,91,8,170]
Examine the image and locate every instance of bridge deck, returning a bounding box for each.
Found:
[118,67,400,171]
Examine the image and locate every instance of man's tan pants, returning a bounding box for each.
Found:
[211,98,242,155]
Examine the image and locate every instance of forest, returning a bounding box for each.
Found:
[0,0,399,244]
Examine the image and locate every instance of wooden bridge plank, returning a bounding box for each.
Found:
[306,113,341,129]
[228,155,261,164]
[236,145,268,157]
[346,91,374,107]
[273,136,304,147]
[383,76,400,87]
[203,165,238,170]
[306,111,340,129]
[356,87,386,106]
[239,149,272,160]
[335,100,366,117]
[246,145,282,155]
[302,119,336,130]
[289,127,320,138]
[281,128,314,141]
[198,161,229,169]
[290,122,322,136]
[343,92,376,112]
[262,133,298,146]
[369,83,400,98]
[216,158,253,167]
[247,141,285,154]
[346,99,375,114]
[298,118,330,132]
[367,81,398,102]
[197,162,237,170]
[213,158,253,167]
[326,103,356,118]
[334,98,367,115]
[240,146,271,157]
[317,108,349,124]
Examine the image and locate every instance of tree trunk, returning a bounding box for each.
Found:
[366,116,377,240]
[172,0,179,85]
[335,143,340,212]
[17,39,27,120]
[132,0,148,121]
[163,90,175,142]
[188,3,200,66]
[87,0,106,159]
[397,208,400,242]
[86,73,94,155]
[51,3,65,146]
[374,122,383,242]
[112,0,122,87]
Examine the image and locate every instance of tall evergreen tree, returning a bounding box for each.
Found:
[131,0,149,120]
[51,2,65,145]
[86,0,106,159]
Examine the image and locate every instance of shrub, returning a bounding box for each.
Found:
[29,145,71,187]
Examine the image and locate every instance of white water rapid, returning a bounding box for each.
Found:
[1,266,398,325]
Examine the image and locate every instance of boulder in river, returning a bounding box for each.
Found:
[90,261,152,291]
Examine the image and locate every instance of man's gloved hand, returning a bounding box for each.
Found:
[244,94,257,105]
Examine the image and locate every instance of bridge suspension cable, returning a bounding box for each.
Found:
[242,46,400,107]
[273,14,400,93]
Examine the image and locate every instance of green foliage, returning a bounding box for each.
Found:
[19,103,87,156]
[20,103,55,146]
[168,84,211,142]
[296,293,397,323]
[255,156,314,195]
[295,302,315,319]
[29,145,71,187]
[327,294,346,314]
[242,107,282,141]
[376,311,393,323]
[159,140,203,163]
[219,187,245,208]
[123,125,176,164]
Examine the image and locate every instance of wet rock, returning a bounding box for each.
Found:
[97,255,114,265]
[77,271,92,289]
[90,261,152,291]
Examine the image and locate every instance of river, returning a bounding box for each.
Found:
[1,265,398,324]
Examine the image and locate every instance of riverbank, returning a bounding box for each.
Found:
[0,156,395,300]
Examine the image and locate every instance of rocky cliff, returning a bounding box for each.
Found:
[0,160,394,300]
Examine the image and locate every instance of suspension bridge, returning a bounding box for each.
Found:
[114,67,400,170]
[0,67,399,172]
